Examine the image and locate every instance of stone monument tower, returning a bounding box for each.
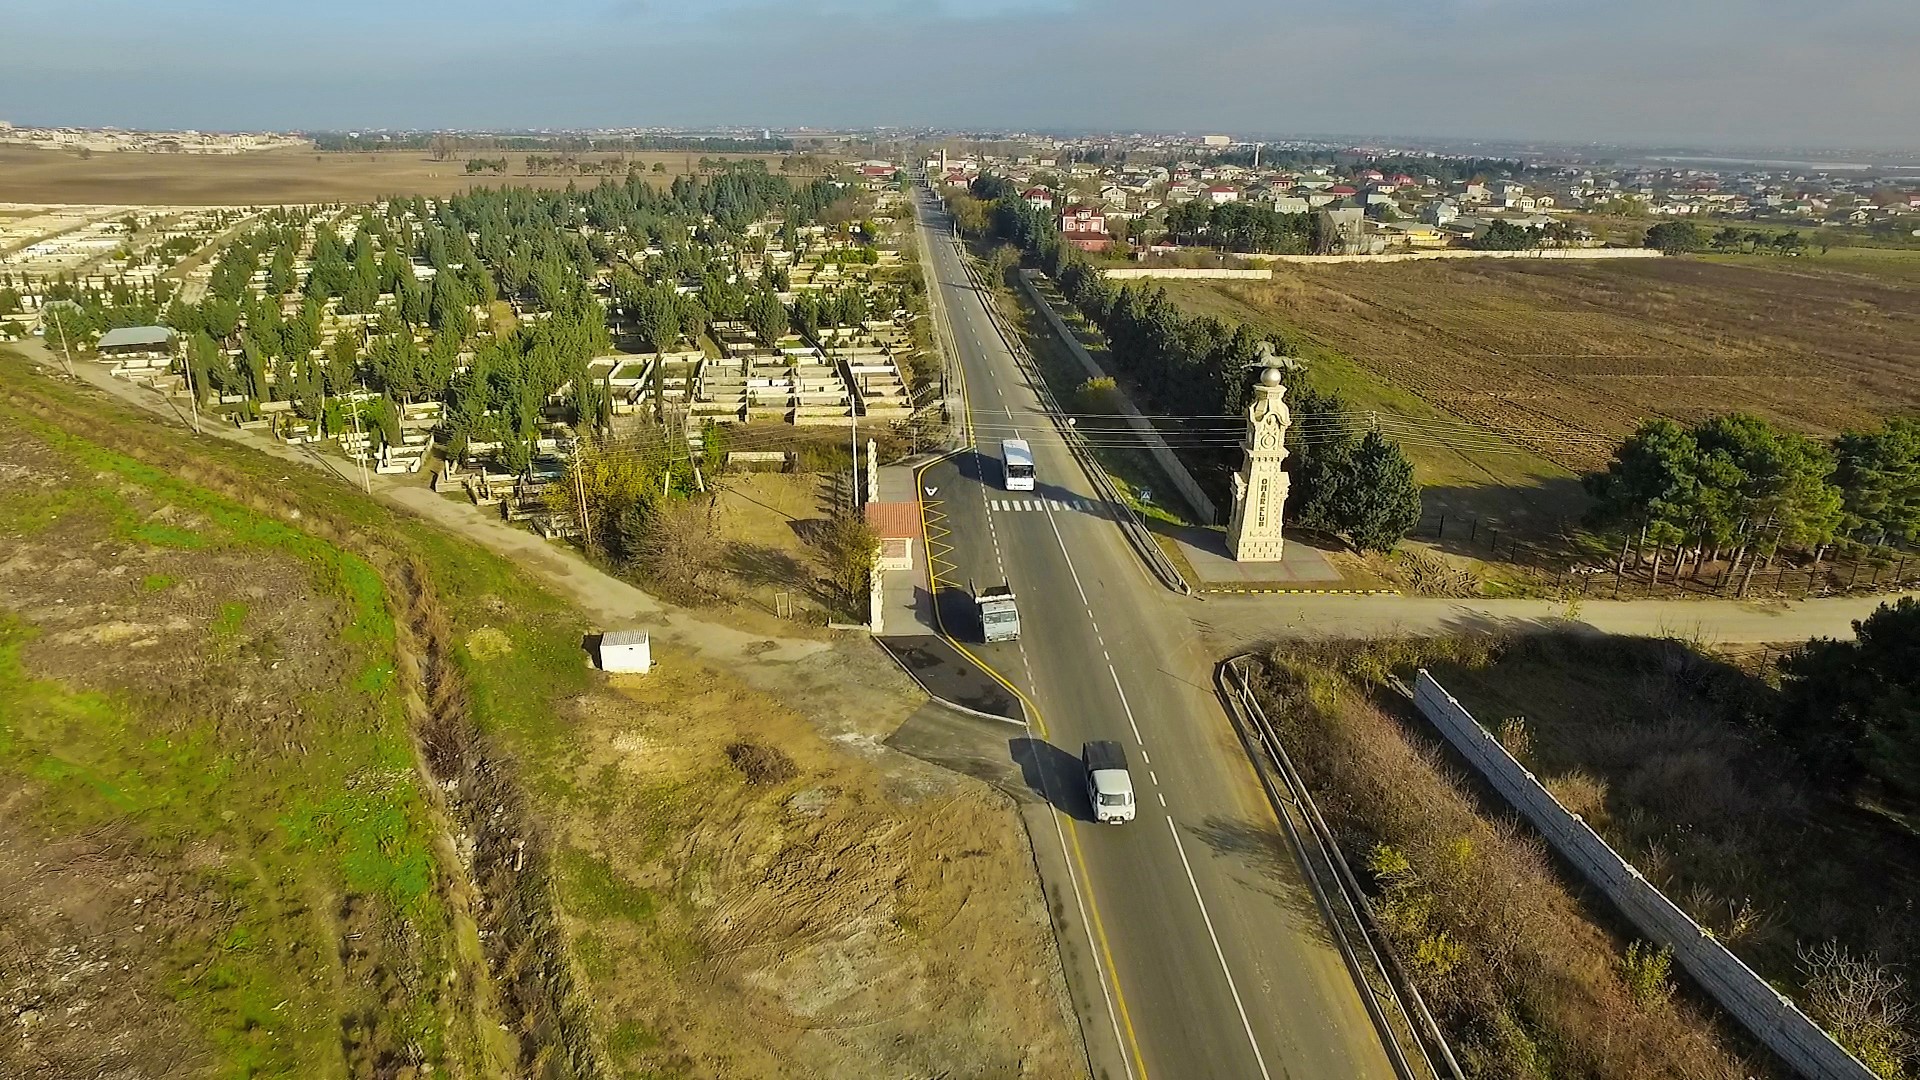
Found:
[1227,351,1293,562]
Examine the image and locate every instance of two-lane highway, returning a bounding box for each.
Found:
[911,186,1400,1080]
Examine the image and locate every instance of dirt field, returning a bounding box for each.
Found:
[0,146,811,205]
[712,471,838,621]
[545,651,1081,1078]
[1167,254,1920,473]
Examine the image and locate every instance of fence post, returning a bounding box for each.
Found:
[1470,517,1479,542]
[1850,560,1861,590]
[1436,513,1446,539]
[1490,529,1499,555]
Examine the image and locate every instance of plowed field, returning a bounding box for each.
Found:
[1168,254,1920,472]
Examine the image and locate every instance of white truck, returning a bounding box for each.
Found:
[1082,740,1137,824]
[976,582,1020,643]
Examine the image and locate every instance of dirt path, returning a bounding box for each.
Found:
[10,345,930,747]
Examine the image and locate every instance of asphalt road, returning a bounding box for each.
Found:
[911,188,1400,1080]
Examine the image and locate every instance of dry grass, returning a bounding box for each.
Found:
[1253,642,1771,1080]
[1428,634,1920,1056]
[0,146,805,205]
[1174,256,1920,472]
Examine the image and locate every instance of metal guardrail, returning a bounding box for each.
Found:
[1218,656,1464,1080]
[953,248,1195,597]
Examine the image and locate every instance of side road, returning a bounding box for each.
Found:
[1196,590,1911,650]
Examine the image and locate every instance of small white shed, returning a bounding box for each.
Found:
[599,630,652,674]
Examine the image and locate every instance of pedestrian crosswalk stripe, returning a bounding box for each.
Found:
[988,498,1106,514]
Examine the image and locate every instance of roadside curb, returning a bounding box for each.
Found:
[1201,587,1402,596]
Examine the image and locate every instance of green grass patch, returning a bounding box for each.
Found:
[212,601,248,637]
[128,520,211,548]
[0,615,335,1074]
[608,1019,662,1058]
[560,848,658,924]
[0,397,462,1075]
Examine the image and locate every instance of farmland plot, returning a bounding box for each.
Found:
[1170,256,1920,472]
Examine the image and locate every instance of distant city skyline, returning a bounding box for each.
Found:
[4,0,1917,152]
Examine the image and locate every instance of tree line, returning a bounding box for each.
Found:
[1644,221,1808,256]
[1584,412,1920,584]
[1161,200,1313,254]
[314,132,794,154]
[1471,219,1589,250]
[961,174,1424,552]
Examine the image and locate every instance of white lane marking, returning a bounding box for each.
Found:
[1166,817,1275,1080]
[1037,499,1092,605]
[1158,793,1167,808]
[1106,665,1147,747]
[1150,770,1159,785]
[1140,749,1150,765]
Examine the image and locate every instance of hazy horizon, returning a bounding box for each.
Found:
[4,0,1918,152]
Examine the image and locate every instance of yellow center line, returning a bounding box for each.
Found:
[910,257,1151,1080]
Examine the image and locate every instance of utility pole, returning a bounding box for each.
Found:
[348,384,371,493]
[48,305,75,378]
[180,338,201,434]
[573,439,593,548]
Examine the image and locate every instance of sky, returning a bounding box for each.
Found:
[4,0,1918,150]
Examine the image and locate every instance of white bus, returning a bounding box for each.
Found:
[1000,439,1035,491]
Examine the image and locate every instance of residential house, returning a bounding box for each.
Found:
[1022,187,1055,211]
[1059,206,1111,253]
[1205,184,1240,204]
[1315,207,1381,255]
[1377,221,1448,249]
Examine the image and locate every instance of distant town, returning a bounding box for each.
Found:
[918,133,1920,256]
[0,120,307,155]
